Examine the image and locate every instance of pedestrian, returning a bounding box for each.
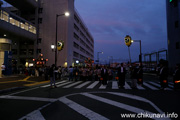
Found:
[73,66,79,81]
[137,64,143,86]
[1,63,5,76]
[44,66,49,80]
[173,64,180,89]
[68,66,74,81]
[130,64,138,89]
[159,60,168,90]
[117,63,126,88]
[49,64,57,88]
[58,66,62,80]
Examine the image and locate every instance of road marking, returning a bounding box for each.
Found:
[19,110,45,120]
[74,81,91,88]
[124,81,131,89]
[81,93,159,117]
[63,81,82,88]
[99,84,107,89]
[56,81,72,87]
[143,82,158,90]
[112,81,119,89]
[41,80,66,88]
[0,95,56,102]
[137,84,145,90]
[59,97,109,120]
[8,87,40,96]
[20,76,31,81]
[108,92,164,114]
[149,82,172,90]
[24,81,49,87]
[0,80,20,84]
[87,81,99,89]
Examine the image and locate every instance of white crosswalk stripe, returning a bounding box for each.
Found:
[149,82,172,90]
[40,80,175,90]
[124,81,131,89]
[143,82,159,90]
[137,84,145,90]
[41,80,66,88]
[87,81,99,89]
[56,81,72,87]
[99,84,107,89]
[63,81,83,88]
[74,81,91,88]
[112,81,119,89]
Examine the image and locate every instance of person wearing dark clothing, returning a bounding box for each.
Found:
[117,63,126,88]
[44,66,49,80]
[73,66,79,81]
[159,60,168,90]
[137,65,143,86]
[101,66,108,85]
[58,66,62,80]
[130,66,138,89]
[173,64,180,89]
[49,64,56,88]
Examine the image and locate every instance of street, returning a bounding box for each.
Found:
[0,74,180,120]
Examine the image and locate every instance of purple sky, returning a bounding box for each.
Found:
[75,0,167,64]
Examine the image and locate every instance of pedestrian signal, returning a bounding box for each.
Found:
[124,35,132,47]
[57,41,64,51]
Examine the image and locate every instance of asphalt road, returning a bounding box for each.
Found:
[0,74,179,120]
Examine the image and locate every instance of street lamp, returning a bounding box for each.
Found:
[97,52,103,64]
[55,12,70,67]
[51,44,55,50]
[131,40,142,64]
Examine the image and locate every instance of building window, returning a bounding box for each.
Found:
[176,42,179,49]
[28,49,34,55]
[38,18,42,24]
[73,42,79,49]
[73,51,79,58]
[37,49,41,54]
[12,49,17,55]
[37,38,42,44]
[20,49,27,55]
[175,21,179,28]
[74,24,79,31]
[74,33,79,40]
[74,15,79,23]
[38,8,43,14]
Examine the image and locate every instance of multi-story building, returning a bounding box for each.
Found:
[166,0,180,71]
[0,0,94,75]
[38,0,94,67]
[0,0,37,76]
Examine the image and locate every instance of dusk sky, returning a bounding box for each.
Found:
[75,0,167,64]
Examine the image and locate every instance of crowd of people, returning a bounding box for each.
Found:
[1,59,180,89]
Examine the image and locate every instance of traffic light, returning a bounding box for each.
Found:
[124,35,132,47]
[57,41,64,51]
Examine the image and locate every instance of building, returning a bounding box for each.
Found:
[166,0,180,72]
[0,0,94,75]
[38,0,94,67]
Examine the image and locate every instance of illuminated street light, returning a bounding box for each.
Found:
[55,12,70,66]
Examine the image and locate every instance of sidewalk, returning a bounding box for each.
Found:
[0,74,50,94]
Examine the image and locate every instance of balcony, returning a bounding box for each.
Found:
[0,9,36,41]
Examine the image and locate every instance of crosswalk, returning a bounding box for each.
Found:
[41,80,175,90]
[19,92,171,120]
